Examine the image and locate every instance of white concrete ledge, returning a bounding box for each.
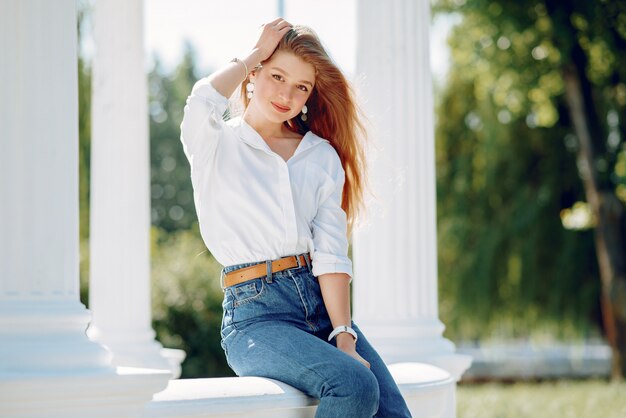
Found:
[1,367,171,418]
[143,362,455,418]
[458,341,612,380]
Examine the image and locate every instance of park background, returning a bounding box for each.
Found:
[74,1,626,416]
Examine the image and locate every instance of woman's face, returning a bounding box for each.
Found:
[248,50,316,125]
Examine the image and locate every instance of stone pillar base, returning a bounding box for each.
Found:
[161,348,187,379]
[358,320,472,381]
[87,327,185,378]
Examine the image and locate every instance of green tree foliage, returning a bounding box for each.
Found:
[434,0,626,376]
[151,225,233,378]
[149,44,204,232]
[147,49,233,377]
[77,0,92,306]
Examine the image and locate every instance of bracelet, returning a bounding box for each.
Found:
[230,57,249,82]
[327,325,358,343]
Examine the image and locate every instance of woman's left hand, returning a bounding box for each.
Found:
[336,333,370,368]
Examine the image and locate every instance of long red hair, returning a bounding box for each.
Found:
[239,25,370,237]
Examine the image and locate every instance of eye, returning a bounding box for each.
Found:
[272,74,284,81]
[297,85,309,92]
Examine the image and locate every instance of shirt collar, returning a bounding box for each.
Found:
[236,117,329,158]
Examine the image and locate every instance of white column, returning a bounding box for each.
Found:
[353,0,471,380]
[88,0,184,377]
[0,1,169,416]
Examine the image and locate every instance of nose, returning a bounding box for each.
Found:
[277,85,293,103]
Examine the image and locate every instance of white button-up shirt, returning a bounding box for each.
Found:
[180,77,353,279]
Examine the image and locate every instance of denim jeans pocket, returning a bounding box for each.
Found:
[230,278,266,307]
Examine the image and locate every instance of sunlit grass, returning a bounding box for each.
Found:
[458,379,626,418]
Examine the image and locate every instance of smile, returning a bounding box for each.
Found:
[271,102,291,113]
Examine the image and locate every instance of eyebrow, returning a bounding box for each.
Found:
[270,67,314,87]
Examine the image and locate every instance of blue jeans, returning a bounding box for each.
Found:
[220,253,412,418]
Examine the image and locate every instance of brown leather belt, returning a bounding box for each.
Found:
[221,253,311,289]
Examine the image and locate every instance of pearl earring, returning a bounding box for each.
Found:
[301,104,308,121]
[246,82,255,99]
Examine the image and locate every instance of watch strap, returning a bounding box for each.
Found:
[327,325,358,343]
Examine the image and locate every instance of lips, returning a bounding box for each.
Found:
[271,102,291,113]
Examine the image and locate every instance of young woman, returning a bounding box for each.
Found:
[180,18,412,418]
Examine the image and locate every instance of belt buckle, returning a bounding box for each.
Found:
[296,254,302,268]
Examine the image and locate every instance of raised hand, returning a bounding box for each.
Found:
[204,18,293,108]
[253,18,293,63]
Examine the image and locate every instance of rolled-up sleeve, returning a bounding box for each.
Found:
[179,78,229,175]
[311,161,354,280]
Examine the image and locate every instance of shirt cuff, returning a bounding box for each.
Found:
[311,253,353,282]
